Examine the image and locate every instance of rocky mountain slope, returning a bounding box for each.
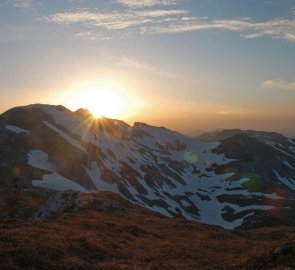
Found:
[0,104,295,229]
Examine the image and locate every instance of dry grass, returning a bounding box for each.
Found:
[0,192,294,270]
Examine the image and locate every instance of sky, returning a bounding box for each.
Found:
[0,0,295,136]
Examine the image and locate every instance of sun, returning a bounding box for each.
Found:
[90,91,124,118]
[66,81,127,118]
[80,88,125,118]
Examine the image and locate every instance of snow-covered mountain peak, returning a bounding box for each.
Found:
[0,104,294,229]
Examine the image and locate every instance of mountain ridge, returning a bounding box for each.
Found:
[0,104,295,229]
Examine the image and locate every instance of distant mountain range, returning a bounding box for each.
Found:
[196,129,295,142]
[0,104,294,229]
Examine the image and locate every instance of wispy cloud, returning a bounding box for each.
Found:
[116,0,177,8]
[241,18,295,41]
[141,17,295,41]
[44,9,188,30]
[43,6,295,42]
[118,56,183,79]
[2,0,34,8]
[74,31,112,41]
[263,79,295,91]
[139,19,248,34]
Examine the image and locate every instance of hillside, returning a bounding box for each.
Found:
[0,191,295,270]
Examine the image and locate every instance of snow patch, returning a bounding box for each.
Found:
[181,200,191,207]
[273,169,295,190]
[84,161,119,193]
[28,149,88,192]
[5,125,28,134]
[259,138,295,159]
[28,150,55,172]
[43,120,87,153]
[32,172,88,192]
[264,192,285,200]
[277,156,295,170]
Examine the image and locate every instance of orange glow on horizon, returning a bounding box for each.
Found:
[60,80,141,119]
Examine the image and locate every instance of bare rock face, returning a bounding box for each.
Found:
[274,243,295,256]
[33,192,65,219]
[1,104,295,229]
[33,192,127,219]
[100,200,127,212]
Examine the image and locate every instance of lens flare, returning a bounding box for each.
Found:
[240,172,262,192]
[184,151,198,164]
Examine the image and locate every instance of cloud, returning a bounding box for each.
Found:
[118,57,155,70]
[241,18,295,41]
[74,31,112,41]
[141,17,295,41]
[43,6,295,42]
[263,80,295,91]
[118,56,183,79]
[2,0,34,8]
[115,0,178,8]
[44,9,188,30]
[139,19,250,34]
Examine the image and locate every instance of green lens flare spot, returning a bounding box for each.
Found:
[241,172,262,192]
[184,151,198,164]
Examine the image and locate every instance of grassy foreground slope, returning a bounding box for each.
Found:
[0,191,294,270]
